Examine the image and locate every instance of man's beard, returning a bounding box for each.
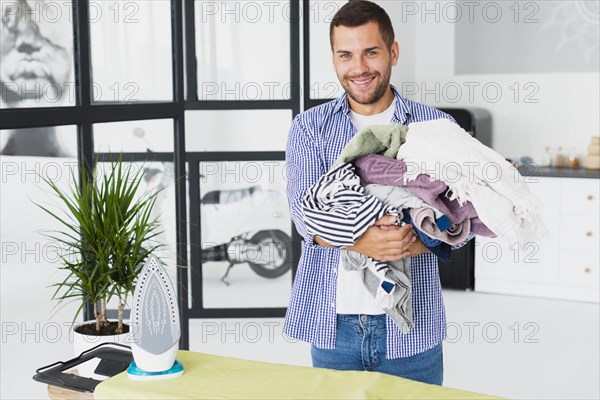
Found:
[341,65,392,106]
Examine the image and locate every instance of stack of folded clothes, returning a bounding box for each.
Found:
[302,118,545,332]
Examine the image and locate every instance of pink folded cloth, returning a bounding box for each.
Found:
[353,154,496,237]
[410,207,471,245]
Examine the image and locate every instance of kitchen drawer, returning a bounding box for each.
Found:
[559,250,600,288]
[560,178,600,216]
[559,215,600,252]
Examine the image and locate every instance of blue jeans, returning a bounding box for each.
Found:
[311,314,443,385]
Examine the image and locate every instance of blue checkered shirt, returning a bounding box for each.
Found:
[284,86,468,359]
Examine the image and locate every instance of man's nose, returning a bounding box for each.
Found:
[351,56,369,76]
[15,21,44,54]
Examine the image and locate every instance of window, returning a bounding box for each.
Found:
[0,0,312,350]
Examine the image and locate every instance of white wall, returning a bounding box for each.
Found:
[385,0,599,161]
[381,0,419,85]
[411,73,599,160]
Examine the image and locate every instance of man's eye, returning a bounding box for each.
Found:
[367,51,377,56]
[340,53,350,59]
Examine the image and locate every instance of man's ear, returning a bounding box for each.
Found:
[391,41,399,67]
[332,52,336,72]
[330,35,336,71]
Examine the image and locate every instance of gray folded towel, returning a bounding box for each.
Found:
[340,250,413,333]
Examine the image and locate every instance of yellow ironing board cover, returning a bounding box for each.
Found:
[94,350,501,400]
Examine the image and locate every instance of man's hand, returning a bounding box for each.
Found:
[314,235,334,248]
[313,215,431,260]
[404,236,430,257]
[346,215,416,261]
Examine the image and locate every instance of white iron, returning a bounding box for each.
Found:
[127,255,184,380]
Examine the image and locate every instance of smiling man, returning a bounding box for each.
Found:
[332,20,397,115]
[285,0,463,386]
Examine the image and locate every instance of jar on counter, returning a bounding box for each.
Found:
[567,147,581,168]
[540,146,552,167]
[568,155,581,169]
[554,147,566,168]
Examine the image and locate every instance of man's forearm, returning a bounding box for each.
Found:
[314,235,334,248]
[315,233,430,258]
[410,238,430,256]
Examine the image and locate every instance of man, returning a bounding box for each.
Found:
[285,0,470,385]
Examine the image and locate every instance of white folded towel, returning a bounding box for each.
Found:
[396,118,545,244]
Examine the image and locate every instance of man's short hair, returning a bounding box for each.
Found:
[329,0,395,50]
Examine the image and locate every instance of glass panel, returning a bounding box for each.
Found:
[1,0,76,108]
[95,161,179,313]
[198,160,292,308]
[0,124,77,157]
[185,110,292,151]
[309,0,344,100]
[1,126,78,399]
[93,119,174,153]
[89,0,173,102]
[195,0,291,100]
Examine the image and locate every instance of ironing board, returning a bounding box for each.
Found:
[94,350,501,399]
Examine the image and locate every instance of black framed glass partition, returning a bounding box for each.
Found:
[0,0,364,350]
[1,0,307,350]
[1,0,189,345]
[187,152,295,318]
[182,0,301,344]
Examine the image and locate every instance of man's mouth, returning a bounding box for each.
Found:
[349,76,375,89]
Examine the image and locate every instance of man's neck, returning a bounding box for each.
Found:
[348,86,395,116]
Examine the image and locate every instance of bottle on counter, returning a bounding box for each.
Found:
[567,147,581,169]
[554,146,566,168]
[540,146,552,167]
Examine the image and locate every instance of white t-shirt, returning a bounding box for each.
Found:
[336,98,396,315]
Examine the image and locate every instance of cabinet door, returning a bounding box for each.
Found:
[560,215,599,252]
[560,178,600,217]
[527,177,561,218]
[559,250,600,288]
[475,177,560,285]
[558,178,599,288]
[475,235,559,284]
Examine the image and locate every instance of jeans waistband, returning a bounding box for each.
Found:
[337,313,386,326]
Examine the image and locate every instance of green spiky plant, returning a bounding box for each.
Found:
[37,157,163,335]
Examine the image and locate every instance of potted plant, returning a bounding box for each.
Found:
[37,157,163,341]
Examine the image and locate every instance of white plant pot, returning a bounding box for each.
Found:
[72,320,134,380]
[131,341,179,372]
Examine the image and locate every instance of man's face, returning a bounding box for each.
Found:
[331,21,398,106]
[1,0,72,106]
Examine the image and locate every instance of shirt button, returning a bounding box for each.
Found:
[331,302,335,308]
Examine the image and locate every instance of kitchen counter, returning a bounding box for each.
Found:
[518,165,600,179]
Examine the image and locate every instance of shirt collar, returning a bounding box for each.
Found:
[333,84,412,125]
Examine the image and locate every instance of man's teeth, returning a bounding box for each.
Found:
[354,78,372,84]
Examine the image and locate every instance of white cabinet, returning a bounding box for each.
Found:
[475,176,599,303]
